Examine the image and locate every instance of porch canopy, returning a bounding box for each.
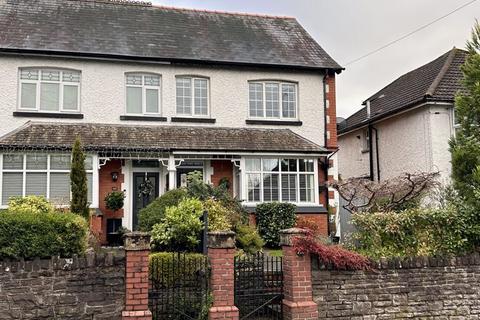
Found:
[0,122,328,156]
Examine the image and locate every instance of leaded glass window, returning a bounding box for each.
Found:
[19,68,80,112]
[125,73,161,115]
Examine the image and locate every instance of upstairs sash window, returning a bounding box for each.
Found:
[126,73,161,115]
[19,68,81,112]
[176,77,209,116]
[248,81,297,119]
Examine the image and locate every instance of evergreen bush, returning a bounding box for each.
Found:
[256,202,297,247]
[70,137,89,220]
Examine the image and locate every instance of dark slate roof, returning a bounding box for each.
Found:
[0,0,342,71]
[0,122,327,154]
[339,48,467,134]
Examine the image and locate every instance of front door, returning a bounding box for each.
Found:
[133,172,159,230]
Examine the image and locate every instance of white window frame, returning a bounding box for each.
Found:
[18,68,81,113]
[0,153,98,208]
[125,73,162,116]
[248,81,298,120]
[241,157,319,206]
[175,76,210,117]
[362,129,370,152]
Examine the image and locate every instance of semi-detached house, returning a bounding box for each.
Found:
[0,0,342,243]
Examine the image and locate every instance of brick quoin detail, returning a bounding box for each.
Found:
[207,232,239,320]
[325,74,337,149]
[123,233,152,320]
[281,229,318,320]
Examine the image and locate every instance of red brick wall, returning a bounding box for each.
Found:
[296,214,328,236]
[210,160,234,195]
[98,159,125,244]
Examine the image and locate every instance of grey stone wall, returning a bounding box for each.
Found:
[312,254,480,319]
[0,250,125,319]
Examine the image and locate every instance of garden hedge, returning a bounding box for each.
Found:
[0,210,88,259]
[149,252,206,285]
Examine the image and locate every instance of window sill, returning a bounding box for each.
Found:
[246,119,302,126]
[171,117,216,124]
[120,115,167,121]
[244,205,327,213]
[13,111,84,119]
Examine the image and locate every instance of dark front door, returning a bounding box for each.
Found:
[133,172,159,230]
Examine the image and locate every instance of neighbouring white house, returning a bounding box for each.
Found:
[0,0,342,244]
[338,48,466,184]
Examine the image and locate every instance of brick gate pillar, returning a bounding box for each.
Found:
[122,232,152,320]
[207,231,239,320]
[280,228,318,320]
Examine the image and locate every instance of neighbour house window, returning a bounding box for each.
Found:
[244,158,316,204]
[453,107,461,136]
[19,68,81,112]
[248,81,297,119]
[0,154,93,206]
[362,129,370,152]
[126,73,161,115]
[176,77,209,116]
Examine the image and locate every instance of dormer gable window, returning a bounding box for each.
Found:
[18,68,81,113]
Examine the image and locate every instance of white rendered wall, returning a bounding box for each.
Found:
[0,55,326,146]
[338,103,454,182]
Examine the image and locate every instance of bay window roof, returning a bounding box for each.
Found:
[0,122,327,154]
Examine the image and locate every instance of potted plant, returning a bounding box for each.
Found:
[104,191,126,246]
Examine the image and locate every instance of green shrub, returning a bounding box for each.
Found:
[151,198,204,251]
[235,224,264,254]
[352,206,472,259]
[70,137,89,220]
[8,196,55,214]
[203,198,231,231]
[0,210,88,259]
[256,202,297,248]
[149,252,206,284]
[138,188,188,232]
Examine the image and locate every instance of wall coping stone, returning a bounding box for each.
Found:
[280,228,307,246]
[124,232,151,251]
[207,231,236,249]
[312,251,480,271]
[0,249,125,274]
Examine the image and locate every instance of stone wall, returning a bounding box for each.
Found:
[0,250,125,319]
[312,254,480,319]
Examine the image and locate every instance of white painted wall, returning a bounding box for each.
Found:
[0,55,326,146]
[338,103,454,182]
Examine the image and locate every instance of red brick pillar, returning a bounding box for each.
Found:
[207,231,239,320]
[122,232,152,320]
[280,228,318,320]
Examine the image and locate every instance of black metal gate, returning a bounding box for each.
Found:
[234,252,283,320]
[149,253,210,320]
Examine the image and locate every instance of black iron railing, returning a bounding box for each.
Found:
[149,253,210,320]
[234,252,283,320]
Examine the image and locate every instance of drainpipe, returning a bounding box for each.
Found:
[372,126,380,181]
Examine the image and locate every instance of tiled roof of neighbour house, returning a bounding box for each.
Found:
[0,122,328,154]
[338,48,468,135]
[0,0,342,71]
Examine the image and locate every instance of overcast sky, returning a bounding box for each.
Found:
[152,0,479,118]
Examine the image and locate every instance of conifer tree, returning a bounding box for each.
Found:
[450,20,480,203]
[70,136,89,220]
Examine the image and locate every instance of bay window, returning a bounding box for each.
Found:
[176,76,209,116]
[248,81,297,119]
[19,68,80,112]
[0,154,94,206]
[244,158,316,204]
[126,73,161,115]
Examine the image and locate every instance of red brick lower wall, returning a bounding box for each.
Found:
[97,159,125,244]
[248,213,328,237]
[210,160,234,195]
